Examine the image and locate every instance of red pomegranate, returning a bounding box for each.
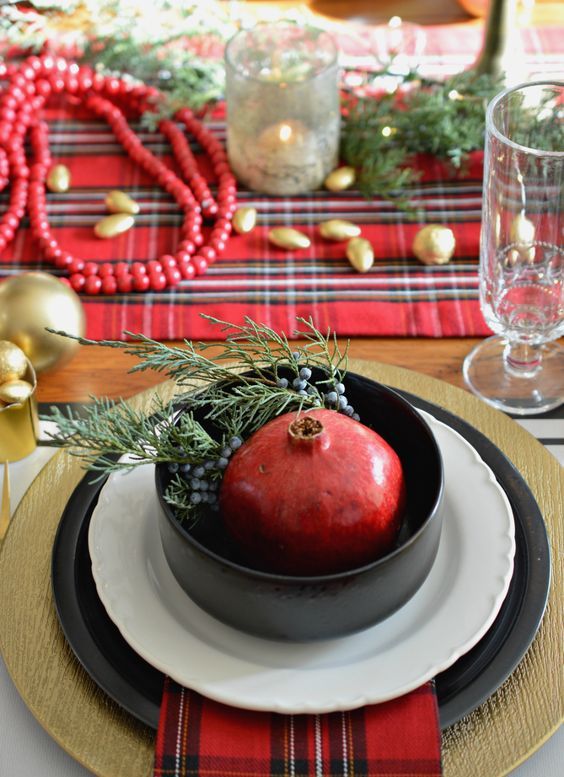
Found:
[219,409,406,575]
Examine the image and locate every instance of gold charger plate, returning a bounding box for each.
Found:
[0,360,562,777]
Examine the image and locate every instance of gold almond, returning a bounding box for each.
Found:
[0,379,34,405]
[268,227,311,250]
[94,213,135,239]
[346,237,374,273]
[233,207,257,235]
[324,166,356,192]
[105,190,140,215]
[319,219,361,241]
[46,164,71,193]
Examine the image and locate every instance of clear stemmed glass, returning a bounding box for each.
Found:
[463,81,564,415]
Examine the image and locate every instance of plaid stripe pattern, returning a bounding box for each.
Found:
[1,26,561,341]
[154,680,442,777]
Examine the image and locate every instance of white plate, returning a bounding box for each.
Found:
[89,411,515,713]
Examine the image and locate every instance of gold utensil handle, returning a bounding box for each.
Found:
[0,461,10,541]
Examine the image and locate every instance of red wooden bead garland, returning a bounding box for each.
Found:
[0,55,237,294]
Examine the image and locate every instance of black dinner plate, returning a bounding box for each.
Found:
[51,391,551,731]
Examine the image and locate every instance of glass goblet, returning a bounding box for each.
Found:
[463,81,564,415]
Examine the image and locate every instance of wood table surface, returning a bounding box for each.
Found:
[35,0,563,404]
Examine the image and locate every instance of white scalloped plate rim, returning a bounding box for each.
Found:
[88,410,516,713]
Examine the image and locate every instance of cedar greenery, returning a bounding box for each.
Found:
[44,316,350,521]
[341,69,504,204]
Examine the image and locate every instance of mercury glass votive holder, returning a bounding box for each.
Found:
[225,23,340,195]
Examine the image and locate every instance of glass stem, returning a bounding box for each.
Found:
[503,341,543,378]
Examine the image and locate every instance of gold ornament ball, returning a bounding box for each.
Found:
[0,272,86,373]
[412,225,456,266]
[0,341,28,383]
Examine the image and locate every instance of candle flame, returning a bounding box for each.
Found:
[279,123,293,142]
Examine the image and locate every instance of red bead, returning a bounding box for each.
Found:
[49,77,65,93]
[35,79,52,98]
[191,255,208,276]
[193,233,204,247]
[202,202,218,217]
[68,258,85,274]
[45,246,63,261]
[164,268,182,286]
[178,261,196,280]
[99,262,115,277]
[149,272,167,291]
[133,274,150,292]
[83,261,99,277]
[115,261,130,277]
[105,77,121,95]
[84,275,102,294]
[198,246,216,262]
[147,260,163,274]
[58,277,72,288]
[182,223,201,240]
[70,273,86,292]
[177,240,195,255]
[117,273,134,293]
[159,254,177,269]
[2,213,19,230]
[212,230,230,244]
[54,252,73,269]
[101,275,118,295]
[210,239,226,253]
[131,262,147,277]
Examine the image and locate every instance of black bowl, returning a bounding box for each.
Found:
[155,370,444,641]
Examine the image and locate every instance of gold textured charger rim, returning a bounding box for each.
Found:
[0,360,562,777]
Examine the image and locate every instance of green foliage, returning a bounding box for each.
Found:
[0,0,233,113]
[43,316,350,523]
[341,69,503,204]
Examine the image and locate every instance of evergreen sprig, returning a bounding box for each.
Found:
[44,316,353,522]
[341,69,504,205]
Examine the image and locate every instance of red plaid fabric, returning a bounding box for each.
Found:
[154,680,442,777]
[0,26,562,340]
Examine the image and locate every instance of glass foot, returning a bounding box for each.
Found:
[463,336,564,416]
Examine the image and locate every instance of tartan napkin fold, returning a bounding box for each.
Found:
[154,678,442,777]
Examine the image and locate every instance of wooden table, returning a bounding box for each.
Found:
[37,336,480,402]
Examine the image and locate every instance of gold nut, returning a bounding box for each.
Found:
[105,190,140,215]
[0,341,28,383]
[412,225,455,265]
[94,213,135,239]
[46,164,71,193]
[0,379,34,405]
[324,166,356,192]
[506,251,517,268]
[268,227,311,250]
[510,213,535,246]
[319,219,361,241]
[233,207,257,235]
[346,237,374,273]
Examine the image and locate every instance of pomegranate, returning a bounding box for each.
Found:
[219,408,406,575]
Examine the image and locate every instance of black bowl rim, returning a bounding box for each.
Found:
[155,372,444,583]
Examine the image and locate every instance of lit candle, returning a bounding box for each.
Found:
[228,119,335,195]
[225,23,340,195]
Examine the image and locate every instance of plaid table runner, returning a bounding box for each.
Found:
[154,680,442,777]
[0,25,561,341]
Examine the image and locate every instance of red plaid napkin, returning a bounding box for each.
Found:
[154,679,442,777]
